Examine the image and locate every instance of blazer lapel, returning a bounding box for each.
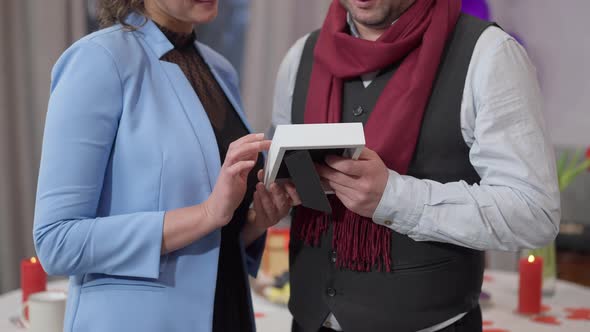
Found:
[131,13,221,191]
[131,13,255,191]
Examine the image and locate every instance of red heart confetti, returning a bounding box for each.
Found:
[567,313,590,320]
[541,304,551,312]
[532,315,561,325]
[565,307,590,315]
[255,312,266,318]
[564,308,590,320]
[481,320,509,332]
[483,275,494,282]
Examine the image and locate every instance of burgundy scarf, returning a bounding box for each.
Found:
[292,0,461,272]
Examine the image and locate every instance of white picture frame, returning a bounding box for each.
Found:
[264,123,366,190]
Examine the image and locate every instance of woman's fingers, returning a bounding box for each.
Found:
[225,140,270,165]
[269,183,291,214]
[256,183,280,223]
[227,160,256,177]
[230,133,265,146]
[226,133,269,160]
[247,208,256,223]
[257,169,264,182]
[253,190,270,225]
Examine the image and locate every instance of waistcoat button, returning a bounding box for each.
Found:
[327,288,337,297]
[330,250,337,263]
[353,106,365,117]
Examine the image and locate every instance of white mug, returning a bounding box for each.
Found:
[21,291,67,332]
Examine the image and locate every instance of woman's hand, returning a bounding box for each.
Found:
[204,133,271,227]
[242,170,301,246]
[162,134,270,254]
[253,170,301,227]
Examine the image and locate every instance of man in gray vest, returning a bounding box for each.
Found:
[269,0,560,331]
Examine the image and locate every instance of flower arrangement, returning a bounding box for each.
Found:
[557,147,590,191]
[527,147,590,296]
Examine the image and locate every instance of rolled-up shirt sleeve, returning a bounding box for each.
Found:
[372,29,560,251]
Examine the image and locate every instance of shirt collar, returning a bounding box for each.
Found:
[346,12,362,38]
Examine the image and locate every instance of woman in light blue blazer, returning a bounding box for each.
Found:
[33,0,299,331]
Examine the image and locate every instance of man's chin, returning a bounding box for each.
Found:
[351,13,392,29]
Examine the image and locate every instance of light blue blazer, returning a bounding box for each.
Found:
[33,13,265,332]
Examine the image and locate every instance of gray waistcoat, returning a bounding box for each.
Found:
[288,14,495,332]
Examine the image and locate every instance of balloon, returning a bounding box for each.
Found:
[508,32,526,48]
[461,0,527,49]
[462,0,490,21]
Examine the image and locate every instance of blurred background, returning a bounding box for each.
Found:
[1,0,589,294]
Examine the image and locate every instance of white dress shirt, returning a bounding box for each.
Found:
[270,20,561,332]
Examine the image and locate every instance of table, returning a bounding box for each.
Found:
[253,270,590,331]
[475,270,590,331]
[2,271,589,331]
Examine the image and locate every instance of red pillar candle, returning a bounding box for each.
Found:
[518,255,543,314]
[20,257,47,319]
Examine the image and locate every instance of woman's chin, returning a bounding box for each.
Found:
[188,4,218,24]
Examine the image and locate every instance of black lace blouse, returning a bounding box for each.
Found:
[158,25,262,332]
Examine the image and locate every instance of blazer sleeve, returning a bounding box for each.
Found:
[33,40,165,279]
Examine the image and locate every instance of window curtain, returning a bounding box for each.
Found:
[0,0,87,292]
[241,0,331,133]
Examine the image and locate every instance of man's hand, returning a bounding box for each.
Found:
[316,148,389,218]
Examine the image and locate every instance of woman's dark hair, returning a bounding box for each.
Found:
[97,0,146,29]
